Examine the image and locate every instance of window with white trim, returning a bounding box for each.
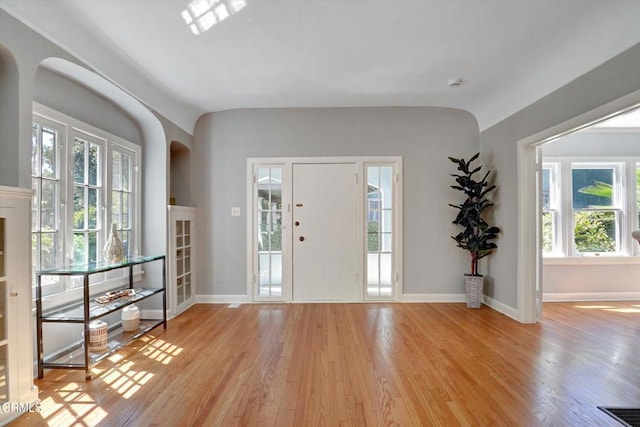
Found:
[32,104,141,300]
[571,163,622,254]
[542,159,635,257]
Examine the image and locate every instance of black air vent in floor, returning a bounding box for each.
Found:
[599,407,640,427]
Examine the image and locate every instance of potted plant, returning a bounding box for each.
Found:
[449,153,500,308]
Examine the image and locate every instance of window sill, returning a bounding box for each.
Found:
[543,256,640,266]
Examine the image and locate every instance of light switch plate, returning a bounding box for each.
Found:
[231,207,241,216]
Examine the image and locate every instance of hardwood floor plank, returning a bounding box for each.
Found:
[11,301,640,426]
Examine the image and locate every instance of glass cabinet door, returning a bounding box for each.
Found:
[0,217,8,403]
[175,218,193,312]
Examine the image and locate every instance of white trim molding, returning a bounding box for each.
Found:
[482,295,519,321]
[196,294,251,304]
[400,293,465,303]
[543,292,640,302]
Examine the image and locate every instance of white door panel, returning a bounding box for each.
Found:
[292,163,358,301]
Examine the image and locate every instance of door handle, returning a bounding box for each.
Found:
[299,236,305,242]
[295,221,300,226]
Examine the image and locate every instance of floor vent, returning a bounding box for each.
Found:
[599,407,640,427]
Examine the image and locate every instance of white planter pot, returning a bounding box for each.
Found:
[464,274,484,308]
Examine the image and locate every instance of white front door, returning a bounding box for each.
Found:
[292,163,358,301]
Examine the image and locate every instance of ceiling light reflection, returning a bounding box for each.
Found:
[182,0,248,35]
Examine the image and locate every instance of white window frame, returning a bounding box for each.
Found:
[32,102,142,308]
[542,162,561,256]
[542,157,639,260]
[570,161,624,256]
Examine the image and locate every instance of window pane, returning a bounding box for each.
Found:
[32,123,39,177]
[367,220,380,251]
[73,233,86,264]
[41,128,57,179]
[122,192,129,228]
[542,212,553,253]
[122,154,131,191]
[112,190,122,228]
[88,231,98,263]
[40,233,58,270]
[112,151,122,191]
[73,139,85,184]
[381,232,392,252]
[380,253,392,285]
[572,168,614,209]
[574,211,616,253]
[73,186,85,229]
[88,188,98,229]
[41,180,57,231]
[270,213,281,251]
[121,230,130,256]
[88,143,99,186]
[380,166,393,209]
[31,180,39,231]
[542,168,551,209]
[367,253,380,285]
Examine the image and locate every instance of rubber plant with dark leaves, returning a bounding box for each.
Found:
[449,153,500,276]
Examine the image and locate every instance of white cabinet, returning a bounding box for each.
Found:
[168,206,196,317]
[0,186,39,423]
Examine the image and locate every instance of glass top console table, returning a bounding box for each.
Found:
[36,255,167,380]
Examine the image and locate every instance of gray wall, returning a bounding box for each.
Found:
[193,107,479,296]
[0,45,20,187]
[480,42,640,309]
[34,68,142,146]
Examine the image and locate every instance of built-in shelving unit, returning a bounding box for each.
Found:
[0,185,39,424]
[168,206,196,317]
[36,255,166,380]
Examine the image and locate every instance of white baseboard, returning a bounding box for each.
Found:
[195,294,251,304]
[140,309,165,319]
[543,291,640,302]
[400,293,466,302]
[482,295,519,321]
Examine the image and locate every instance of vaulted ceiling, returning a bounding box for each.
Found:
[2,0,640,133]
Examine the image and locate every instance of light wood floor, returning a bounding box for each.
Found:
[12,301,640,426]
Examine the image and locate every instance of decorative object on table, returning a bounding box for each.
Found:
[95,288,135,304]
[103,222,124,263]
[89,320,108,353]
[449,153,501,308]
[121,304,140,331]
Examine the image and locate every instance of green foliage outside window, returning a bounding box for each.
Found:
[574,211,616,252]
[542,212,553,253]
[368,221,380,252]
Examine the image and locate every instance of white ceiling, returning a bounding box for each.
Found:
[2,0,640,133]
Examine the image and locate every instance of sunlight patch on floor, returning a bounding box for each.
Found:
[40,387,109,425]
[573,305,615,309]
[141,338,183,365]
[604,308,640,313]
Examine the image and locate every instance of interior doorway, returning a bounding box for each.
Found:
[517,94,640,323]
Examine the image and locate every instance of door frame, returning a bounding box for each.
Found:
[517,90,640,323]
[246,156,403,303]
